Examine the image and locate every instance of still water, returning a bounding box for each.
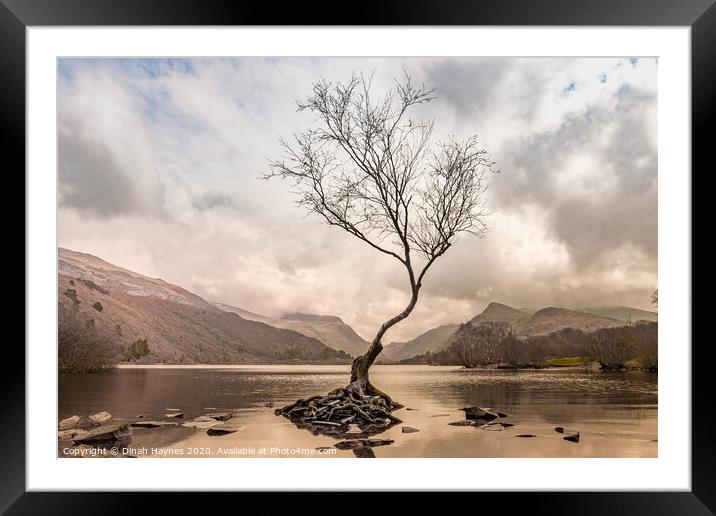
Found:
[59,365,657,458]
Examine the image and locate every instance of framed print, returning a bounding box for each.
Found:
[3,0,710,512]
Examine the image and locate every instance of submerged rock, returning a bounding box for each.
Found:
[401,427,420,433]
[74,423,132,444]
[130,420,176,429]
[334,439,394,450]
[449,420,477,427]
[182,416,222,429]
[207,412,234,422]
[563,432,580,443]
[461,407,499,421]
[515,434,537,438]
[207,424,245,436]
[554,426,565,433]
[59,415,80,430]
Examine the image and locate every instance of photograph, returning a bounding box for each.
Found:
[56,56,658,459]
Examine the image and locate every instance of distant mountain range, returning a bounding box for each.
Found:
[58,248,655,365]
[58,248,351,364]
[382,301,654,362]
[214,304,369,357]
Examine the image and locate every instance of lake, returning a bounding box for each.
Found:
[58,365,657,458]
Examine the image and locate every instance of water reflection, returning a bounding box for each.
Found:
[59,365,657,458]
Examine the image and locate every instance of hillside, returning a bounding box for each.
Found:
[470,302,530,326]
[58,248,351,364]
[581,306,658,323]
[384,302,629,362]
[518,307,624,335]
[214,304,369,357]
[382,324,460,362]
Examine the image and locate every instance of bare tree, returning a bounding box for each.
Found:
[267,72,496,399]
[448,322,513,368]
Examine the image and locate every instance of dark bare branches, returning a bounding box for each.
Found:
[266,72,495,292]
[266,72,496,390]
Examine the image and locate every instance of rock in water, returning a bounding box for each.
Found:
[89,411,112,424]
[402,427,420,433]
[554,426,565,433]
[563,432,580,443]
[74,423,132,444]
[76,416,101,429]
[334,439,394,450]
[461,407,499,421]
[182,416,222,429]
[164,413,184,418]
[449,420,477,427]
[129,421,176,429]
[207,412,234,422]
[58,429,86,441]
[207,424,245,436]
[59,415,80,430]
[515,434,537,438]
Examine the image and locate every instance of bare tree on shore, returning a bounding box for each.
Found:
[267,72,496,400]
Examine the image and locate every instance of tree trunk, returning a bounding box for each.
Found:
[347,290,419,399]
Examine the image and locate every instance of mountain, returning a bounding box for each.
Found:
[212,302,273,324]
[383,302,629,362]
[469,302,530,326]
[58,248,351,364]
[581,306,658,323]
[382,324,460,362]
[517,306,624,336]
[214,304,369,357]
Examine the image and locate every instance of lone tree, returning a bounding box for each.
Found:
[268,73,496,429]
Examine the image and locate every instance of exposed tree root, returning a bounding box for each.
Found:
[275,386,404,438]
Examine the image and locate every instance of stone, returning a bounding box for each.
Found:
[401,426,420,433]
[130,421,176,429]
[89,411,112,424]
[461,407,499,421]
[207,411,234,421]
[58,415,80,430]
[345,424,363,434]
[554,426,565,433]
[515,434,537,438]
[182,416,222,429]
[334,439,394,450]
[74,423,132,444]
[164,412,184,418]
[430,413,451,417]
[207,424,245,436]
[76,416,101,429]
[58,429,86,441]
[563,432,580,443]
[448,420,477,427]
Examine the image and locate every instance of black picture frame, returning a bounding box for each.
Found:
[2,0,707,513]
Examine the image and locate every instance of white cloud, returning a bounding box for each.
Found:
[58,57,657,341]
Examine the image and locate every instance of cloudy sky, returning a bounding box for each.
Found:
[57,57,657,342]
